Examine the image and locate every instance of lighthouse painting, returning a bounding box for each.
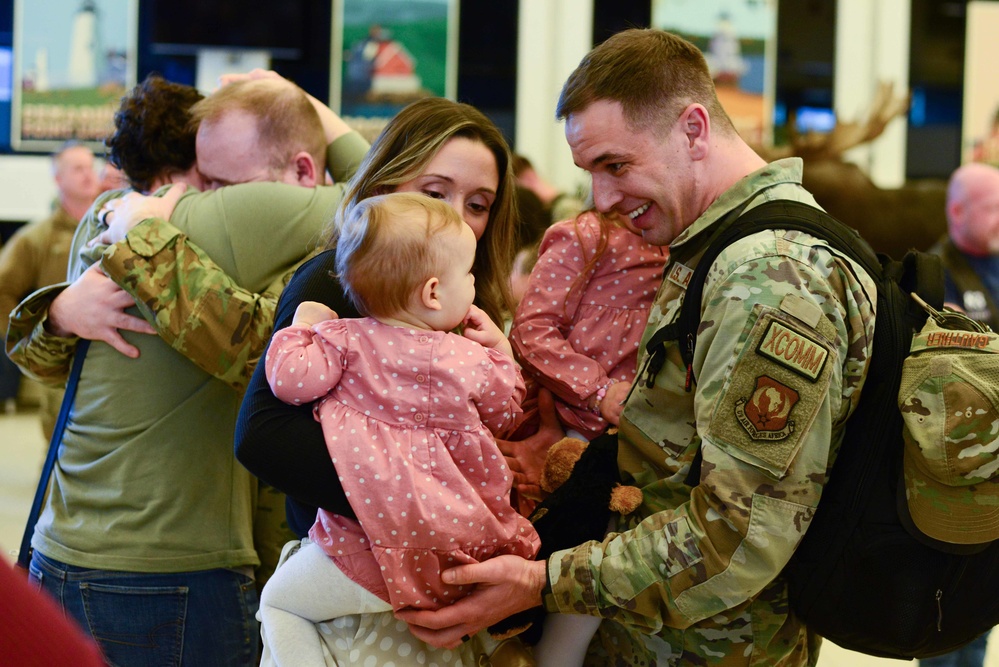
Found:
[13,0,136,150]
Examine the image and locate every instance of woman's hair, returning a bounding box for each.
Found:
[105,75,204,193]
[326,97,517,324]
[335,192,465,319]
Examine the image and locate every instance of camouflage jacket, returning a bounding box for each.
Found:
[543,159,878,666]
[102,217,294,392]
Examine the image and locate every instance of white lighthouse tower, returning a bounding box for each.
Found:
[67,0,99,88]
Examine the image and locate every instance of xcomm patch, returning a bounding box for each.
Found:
[708,308,836,478]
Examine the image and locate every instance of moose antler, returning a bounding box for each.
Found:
[758,82,911,162]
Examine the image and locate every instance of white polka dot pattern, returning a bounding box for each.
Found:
[510,212,668,438]
[265,318,539,610]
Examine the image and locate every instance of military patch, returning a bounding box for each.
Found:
[707,307,836,478]
[757,320,828,381]
[666,261,693,290]
[735,376,799,440]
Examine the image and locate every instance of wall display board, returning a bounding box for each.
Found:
[963,1,999,166]
[652,0,776,147]
[12,0,137,151]
[331,0,457,135]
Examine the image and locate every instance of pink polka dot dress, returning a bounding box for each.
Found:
[265,318,539,611]
[510,212,667,438]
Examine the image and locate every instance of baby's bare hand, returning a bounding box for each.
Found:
[293,301,337,328]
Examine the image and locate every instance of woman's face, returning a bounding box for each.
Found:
[394,137,499,241]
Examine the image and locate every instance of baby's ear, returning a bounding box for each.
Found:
[420,277,442,311]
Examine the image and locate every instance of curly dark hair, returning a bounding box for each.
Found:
[105,75,204,192]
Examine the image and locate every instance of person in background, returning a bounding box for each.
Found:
[0,141,98,434]
[513,153,586,224]
[509,185,552,309]
[920,162,999,667]
[933,162,999,331]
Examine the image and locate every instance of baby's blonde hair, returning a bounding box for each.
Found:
[335,192,466,318]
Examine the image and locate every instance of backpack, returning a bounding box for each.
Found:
[652,199,999,660]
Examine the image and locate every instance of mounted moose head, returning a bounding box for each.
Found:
[754,82,948,258]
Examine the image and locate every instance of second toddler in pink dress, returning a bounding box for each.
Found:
[259,192,539,667]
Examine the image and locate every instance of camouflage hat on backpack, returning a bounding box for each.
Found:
[899,306,999,547]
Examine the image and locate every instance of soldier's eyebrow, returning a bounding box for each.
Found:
[576,151,628,171]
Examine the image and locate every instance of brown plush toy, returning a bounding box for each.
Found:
[488,430,642,643]
[539,436,643,515]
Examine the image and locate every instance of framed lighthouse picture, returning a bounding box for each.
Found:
[12,0,138,151]
[331,0,457,135]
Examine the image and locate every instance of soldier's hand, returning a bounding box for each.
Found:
[47,264,156,358]
[396,556,547,649]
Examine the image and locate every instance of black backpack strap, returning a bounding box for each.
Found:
[16,339,89,570]
[655,200,881,387]
[654,200,887,489]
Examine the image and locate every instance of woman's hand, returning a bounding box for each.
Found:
[91,184,187,247]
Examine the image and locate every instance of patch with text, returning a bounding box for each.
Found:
[757,320,828,381]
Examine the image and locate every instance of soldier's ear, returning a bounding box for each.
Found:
[679,104,710,160]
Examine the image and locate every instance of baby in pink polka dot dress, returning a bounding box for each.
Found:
[258,193,539,667]
[510,210,667,440]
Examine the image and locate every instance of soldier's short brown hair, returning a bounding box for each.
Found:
[556,28,735,137]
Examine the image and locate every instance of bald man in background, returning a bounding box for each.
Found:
[934,162,999,331]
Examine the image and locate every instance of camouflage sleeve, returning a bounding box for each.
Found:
[5,283,77,386]
[543,233,876,633]
[101,217,288,393]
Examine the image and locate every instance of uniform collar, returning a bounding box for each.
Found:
[670,158,804,254]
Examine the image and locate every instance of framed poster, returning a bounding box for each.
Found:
[331,0,457,135]
[652,0,776,147]
[963,1,999,166]
[12,0,137,152]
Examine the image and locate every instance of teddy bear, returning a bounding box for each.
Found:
[488,430,643,642]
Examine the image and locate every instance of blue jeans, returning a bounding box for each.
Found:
[919,632,990,667]
[29,551,259,667]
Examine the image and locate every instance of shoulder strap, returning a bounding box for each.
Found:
[644,200,944,390]
[16,340,89,570]
[643,200,878,389]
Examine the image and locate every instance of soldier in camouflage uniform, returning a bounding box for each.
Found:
[398,29,877,667]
